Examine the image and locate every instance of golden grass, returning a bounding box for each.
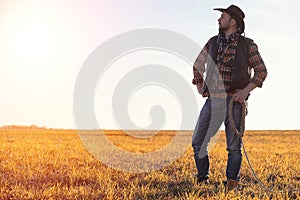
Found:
[0,126,299,199]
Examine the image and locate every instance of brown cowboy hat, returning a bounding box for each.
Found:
[214,5,245,33]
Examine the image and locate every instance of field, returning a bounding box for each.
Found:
[0,126,299,199]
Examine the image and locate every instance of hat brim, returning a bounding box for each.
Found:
[213,8,226,12]
[214,8,245,33]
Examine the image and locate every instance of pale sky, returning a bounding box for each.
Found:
[1,0,300,130]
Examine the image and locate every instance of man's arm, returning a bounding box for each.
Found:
[192,41,209,95]
[234,41,268,102]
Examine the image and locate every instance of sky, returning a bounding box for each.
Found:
[1,0,300,130]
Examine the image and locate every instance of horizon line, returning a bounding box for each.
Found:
[0,125,299,132]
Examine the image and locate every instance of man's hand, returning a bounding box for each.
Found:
[196,83,209,97]
[233,89,249,103]
[196,83,203,94]
[233,82,257,103]
[193,77,208,97]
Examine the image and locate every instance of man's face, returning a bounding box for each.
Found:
[218,12,234,32]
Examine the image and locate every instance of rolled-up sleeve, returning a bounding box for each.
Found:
[248,42,268,87]
[192,41,209,85]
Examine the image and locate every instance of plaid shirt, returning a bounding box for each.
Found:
[193,35,267,98]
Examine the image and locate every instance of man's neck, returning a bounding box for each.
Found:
[224,28,238,37]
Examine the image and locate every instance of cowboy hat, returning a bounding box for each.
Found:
[214,5,245,33]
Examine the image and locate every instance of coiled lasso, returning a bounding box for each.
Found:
[229,97,268,191]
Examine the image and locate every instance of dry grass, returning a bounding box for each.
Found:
[0,126,299,199]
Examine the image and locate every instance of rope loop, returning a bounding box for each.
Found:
[228,97,246,138]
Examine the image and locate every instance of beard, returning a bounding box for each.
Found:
[219,24,230,33]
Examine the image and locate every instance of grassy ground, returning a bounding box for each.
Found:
[0,126,299,199]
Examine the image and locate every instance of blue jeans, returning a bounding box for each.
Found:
[192,96,244,181]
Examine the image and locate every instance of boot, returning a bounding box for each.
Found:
[225,179,239,192]
[194,174,209,185]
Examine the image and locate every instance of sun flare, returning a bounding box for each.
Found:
[3,4,65,67]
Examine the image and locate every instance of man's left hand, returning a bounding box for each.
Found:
[233,89,249,103]
[233,83,257,103]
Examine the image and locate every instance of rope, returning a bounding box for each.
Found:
[228,97,271,192]
[228,97,246,138]
[229,97,300,194]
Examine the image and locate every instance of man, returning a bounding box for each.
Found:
[192,5,267,191]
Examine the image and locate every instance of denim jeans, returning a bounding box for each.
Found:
[192,96,244,181]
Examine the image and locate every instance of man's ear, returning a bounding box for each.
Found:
[231,18,237,27]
